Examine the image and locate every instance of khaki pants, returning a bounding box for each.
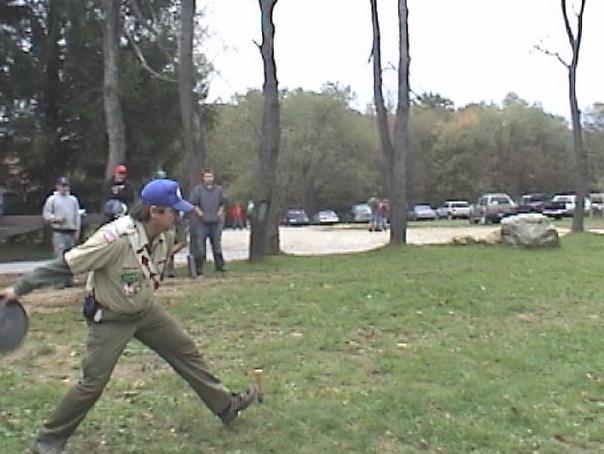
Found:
[38,302,232,445]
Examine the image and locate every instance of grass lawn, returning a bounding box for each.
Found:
[1,234,603,453]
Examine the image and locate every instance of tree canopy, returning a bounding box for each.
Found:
[2,1,603,218]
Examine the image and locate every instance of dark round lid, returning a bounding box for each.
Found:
[0,298,29,353]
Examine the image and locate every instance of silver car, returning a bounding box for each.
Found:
[436,200,471,219]
[350,203,372,223]
[312,209,340,225]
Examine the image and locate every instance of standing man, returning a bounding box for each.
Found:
[42,176,81,287]
[367,196,379,232]
[189,169,227,274]
[0,179,258,454]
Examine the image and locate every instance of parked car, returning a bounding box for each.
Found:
[282,208,310,226]
[350,203,372,223]
[408,204,438,221]
[469,193,516,224]
[541,198,567,219]
[312,209,340,225]
[436,200,471,219]
[517,193,546,213]
[589,193,604,216]
[542,194,590,218]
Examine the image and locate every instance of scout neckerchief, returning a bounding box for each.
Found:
[104,216,167,290]
[127,222,163,290]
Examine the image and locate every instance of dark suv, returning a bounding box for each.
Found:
[282,208,310,226]
[517,193,546,213]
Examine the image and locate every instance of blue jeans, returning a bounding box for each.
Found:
[191,222,224,265]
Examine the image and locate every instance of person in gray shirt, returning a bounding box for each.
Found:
[189,169,227,274]
[42,176,81,287]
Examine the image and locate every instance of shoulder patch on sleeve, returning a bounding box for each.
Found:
[103,230,119,243]
[100,217,135,244]
[101,216,136,243]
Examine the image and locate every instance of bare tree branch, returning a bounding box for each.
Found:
[385,61,397,72]
[124,30,177,83]
[141,0,160,28]
[127,0,176,62]
[128,0,149,27]
[533,44,568,67]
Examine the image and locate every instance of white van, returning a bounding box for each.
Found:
[436,200,471,219]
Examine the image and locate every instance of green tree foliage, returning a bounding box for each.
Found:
[205,90,264,201]
[408,92,455,203]
[2,2,599,216]
[278,87,381,214]
[425,94,573,206]
[207,89,588,215]
[0,0,201,212]
[584,103,604,190]
[206,86,382,216]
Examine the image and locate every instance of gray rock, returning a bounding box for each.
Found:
[501,213,559,248]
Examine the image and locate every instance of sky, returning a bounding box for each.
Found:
[201,0,603,118]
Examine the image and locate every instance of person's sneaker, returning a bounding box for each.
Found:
[219,383,259,424]
[31,439,66,454]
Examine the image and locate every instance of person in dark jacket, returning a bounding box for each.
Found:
[102,165,136,221]
[189,169,227,274]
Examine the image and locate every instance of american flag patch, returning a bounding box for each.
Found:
[103,230,118,242]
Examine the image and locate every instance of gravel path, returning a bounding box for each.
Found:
[0,224,559,275]
[213,225,502,261]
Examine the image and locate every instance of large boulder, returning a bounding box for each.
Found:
[501,213,559,248]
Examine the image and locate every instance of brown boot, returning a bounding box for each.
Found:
[218,384,259,424]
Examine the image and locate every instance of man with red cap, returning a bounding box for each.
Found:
[102,164,136,220]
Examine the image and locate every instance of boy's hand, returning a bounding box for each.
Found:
[0,287,17,303]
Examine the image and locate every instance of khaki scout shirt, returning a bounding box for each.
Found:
[64,216,174,314]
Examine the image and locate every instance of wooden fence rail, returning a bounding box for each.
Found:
[0,214,105,240]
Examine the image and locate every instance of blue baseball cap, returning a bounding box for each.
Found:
[141,179,194,212]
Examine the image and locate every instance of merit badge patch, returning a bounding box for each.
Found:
[120,271,142,297]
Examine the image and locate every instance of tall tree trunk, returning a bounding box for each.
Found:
[101,0,126,180]
[369,0,393,195]
[249,0,281,261]
[43,0,64,183]
[391,0,410,244]
[179,0,206,194]
[369,0,408,244]
[562,0,588,232]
